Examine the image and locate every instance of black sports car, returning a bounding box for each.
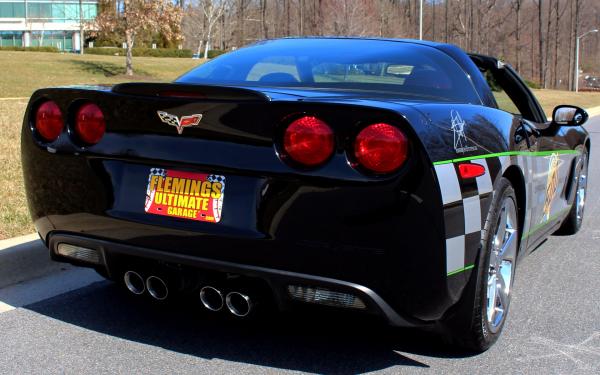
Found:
[22,38,590,351]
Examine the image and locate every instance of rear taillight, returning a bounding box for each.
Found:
[75,103,105,145]
[354,123,408,174]
[35,101,63,142]
[283,116,334,167]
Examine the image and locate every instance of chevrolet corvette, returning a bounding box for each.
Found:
[21,38,590,351]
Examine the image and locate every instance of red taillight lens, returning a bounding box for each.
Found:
[458,163,486,179]
[354,123,408,174]
[75,103,105,145]
[35,101,63,142]
[283,116,334,166]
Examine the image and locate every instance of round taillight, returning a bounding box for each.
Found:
[75,103,105,145]
[35,101,63,142]
[283,116,334,167]
[354,123,408,174]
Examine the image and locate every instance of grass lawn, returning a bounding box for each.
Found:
[532,89,600,117]
[1,50,600,239]
[0,51,201,98]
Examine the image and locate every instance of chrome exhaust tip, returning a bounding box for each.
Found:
[225,291,253,317]
[199,286,224,311]
[123,271,145,295]
[146,276,169,300]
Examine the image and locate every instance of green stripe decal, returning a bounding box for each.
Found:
[432,150,579,166]
[521,207,571,240]
[447,264,475,276]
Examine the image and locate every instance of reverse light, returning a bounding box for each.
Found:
[75,103,106,145]
[283,116,334,167]
[458,163,486,179]
[56,243,102,264]
[354,123,408,174]
[287,285,366,309]
[35,101,63,142]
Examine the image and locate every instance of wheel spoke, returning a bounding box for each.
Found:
[487,274,498,323]
[499,229,517,262]
[495,207,507,248]
[486,194,518,333]
[497,271,509,310]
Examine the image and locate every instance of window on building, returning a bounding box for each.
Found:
[0,2,26,18]
[0,31,23,47]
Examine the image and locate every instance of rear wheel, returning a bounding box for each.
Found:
[555,149,588,235]
[443,177,519,352]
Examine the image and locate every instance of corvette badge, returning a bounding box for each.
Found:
[157,111,203,134]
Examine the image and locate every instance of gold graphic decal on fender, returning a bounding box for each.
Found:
[144,168,225,223]
[542,153,561,221]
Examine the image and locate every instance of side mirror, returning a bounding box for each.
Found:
[552,105,588,126]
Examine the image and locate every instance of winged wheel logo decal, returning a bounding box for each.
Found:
[157,111,203,134]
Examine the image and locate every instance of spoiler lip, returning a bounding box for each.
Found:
[111,82,271,101]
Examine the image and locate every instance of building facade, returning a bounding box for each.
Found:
[0,0,97,51]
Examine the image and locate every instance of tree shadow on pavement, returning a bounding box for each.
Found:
[25,282,476,374]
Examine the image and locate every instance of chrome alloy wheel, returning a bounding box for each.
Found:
[486,197,518,333]
[576,155,588,223]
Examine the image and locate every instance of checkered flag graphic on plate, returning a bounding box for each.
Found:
[207,175,225,222]
[146,168,167,211]
[149,168,167,177]
[207,175,225,184]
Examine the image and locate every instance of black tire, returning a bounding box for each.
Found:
[442,177,519,352]
[555,149,588,235]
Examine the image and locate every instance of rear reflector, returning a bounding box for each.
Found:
[75,103,106,145]
[283,116,334,167]
[458,163,486,179]
[35,101,63,142]
[56,243,102,264]
[287,285,366,309]
[354,123,408,174]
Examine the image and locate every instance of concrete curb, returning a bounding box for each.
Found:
[0,234,73,289]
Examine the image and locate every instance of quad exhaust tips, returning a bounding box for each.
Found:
[199,286,224,311]
[123,271,145,295]
[226,291,253,317]
[146,275,169,300]
[123,271,253,315]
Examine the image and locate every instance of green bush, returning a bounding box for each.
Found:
[0,46,59,53]
[524,79,541,89]
[207,49,226,58]
[86,47,193,58]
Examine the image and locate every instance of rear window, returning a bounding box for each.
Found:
[177,39,481,103]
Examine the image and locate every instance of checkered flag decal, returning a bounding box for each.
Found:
[434,157,502,279]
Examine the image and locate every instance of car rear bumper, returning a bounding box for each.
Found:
[48,232,429,328]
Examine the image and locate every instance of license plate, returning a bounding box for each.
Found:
[144,168,225,223]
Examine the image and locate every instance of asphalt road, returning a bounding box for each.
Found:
[1,120,599,374]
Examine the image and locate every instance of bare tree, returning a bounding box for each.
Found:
[95,0,182,75]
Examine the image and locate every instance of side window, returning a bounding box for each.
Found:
[484,71,521,115]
